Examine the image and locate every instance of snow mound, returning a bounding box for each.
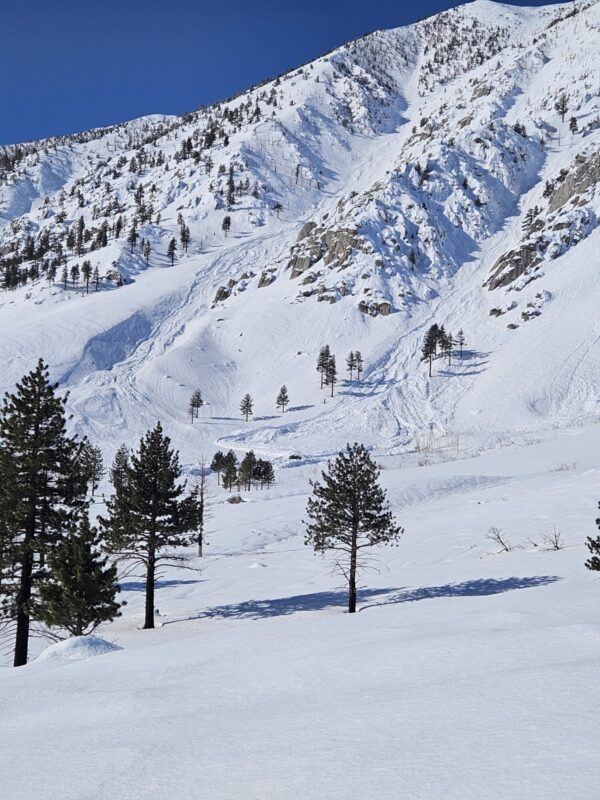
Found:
[34,636,122,665]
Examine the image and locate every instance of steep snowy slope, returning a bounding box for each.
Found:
[1,0,600,467]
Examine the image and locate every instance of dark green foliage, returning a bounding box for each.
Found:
[99,423,195,629]
[210,451,225,484]
[276,385,289,413]
[35,513,122,636]
[421,324,440,376]
[167,237,177,266]
[585,506,600,571]
[240,393,253,421]
[222,450,238,491]
[0,359,87,665]
[324,354,337,397]
[346,351,356,379]
[79,440,105,498]
[317,345,331,389]
[239,451,257,490]
[355,351,364,381]
[305,443,403,613]
[189,389,203,423]
[253,459,275,489]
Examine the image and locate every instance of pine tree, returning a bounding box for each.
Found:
[222,215,231,236]
[0,360,87,666]
[79,440,105,498]
[555,93,569,123]
[167,237,177,266]
[81,260,92,294]
[61,265,68,289]
[180,225,191,253]
[240,393,253,421]
[227,166,236,209]
[317,345,331,389]
[143,240,151,265]
[127,224,139,254]
[569,116,578,134]
[92,265,100,291]
[324,354,337,397]
[239,451,257,491]
[34,513,122,636]
[355,351,364,382]
[253,459,275,489]
[99,423,195,630]
[456,329,466,359]
[192,463,208,557]
[305,443,403,613]
[276,385,289,413]
[222,451,238,491]
[421,325,438,377]
[346,351,356,380]
[70,263,80,288]
[585,504,600,572]
[189,389,203,423]
[210,451,225,485]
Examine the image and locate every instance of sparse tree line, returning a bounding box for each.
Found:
[210,450,275,491]
[421,324,466,377]
[0,358,402,667]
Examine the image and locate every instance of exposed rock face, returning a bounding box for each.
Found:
[548,151,600,213]
[358,299,392,317]
[214,286,231,303]
[487,247,540,291]
[257,271,275,288]
[288,224,367,278]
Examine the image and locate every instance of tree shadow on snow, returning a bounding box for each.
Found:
[197,587,399,620]
[288,405,314,412]
[359,576,561,611]
[120,578,203,592]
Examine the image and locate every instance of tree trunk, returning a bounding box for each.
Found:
[14,550,34,667]
[348,529,358,614]
[143,551,155,629]
[428,354,432,377]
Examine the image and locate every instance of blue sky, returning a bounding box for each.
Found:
[1,0,565,145]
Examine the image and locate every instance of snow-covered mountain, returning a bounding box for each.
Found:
[1,0,600,464]
[3,4,600,798]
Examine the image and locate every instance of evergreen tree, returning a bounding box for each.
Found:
[585,505,600,572]
[324,354,337,397]
[569,116,578,134]
[317,345,331,389]
[92,265,100,291]
[70,263,80,288]
[61,265,68,289]
[222,215,231,236]
[421,325,438,377]
[222,450,238,491]
[276,385,289,413]
[127,224,139,254]
[555,93,569,123]
[253,459,275,489]
[81,260,92,294]
[100,423,195,630]
[239,451,257,491]
[240,393,253,421]
[143,240,151,265]
[210,451,225,485]
[355,351,364,381]
[189,389,203,423]
[34,513,122,636]
[192,463,208,557]
[0,360,87,666]
[305,443,403,613]
[346,351,356,380]
[180,225,191,253]
[456,329,466,359]
[227,166,236,209]
[167,237,177,266]
[79,440,105,498]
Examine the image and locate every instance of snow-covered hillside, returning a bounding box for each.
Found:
[0,0,599,464]
[1,1,600,797]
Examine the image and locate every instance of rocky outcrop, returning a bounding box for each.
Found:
[358,299,392,317]
[288,224,368,278]
[257,271,276,288]
[214,285,231,303]
[548,151,600,213]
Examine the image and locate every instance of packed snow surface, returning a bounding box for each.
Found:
[33,635,122,664]
[1,0,600,797]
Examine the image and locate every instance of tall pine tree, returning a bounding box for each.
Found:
[100,423,195,629]
[0,360,87,666]
[305,443,403,613]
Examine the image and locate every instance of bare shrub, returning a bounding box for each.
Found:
[541,525,565,551]
[486,526,521,553]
